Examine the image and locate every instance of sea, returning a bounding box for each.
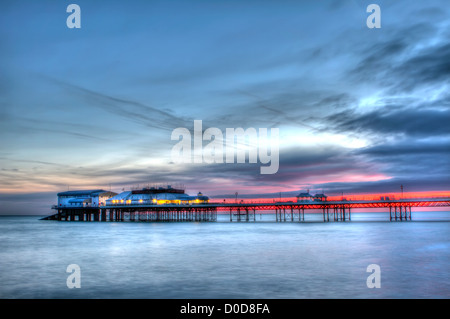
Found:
[0,211,449,299]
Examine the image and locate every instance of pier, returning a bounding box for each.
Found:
[46,205,218,222]
[43,197,450,222]
[215,198,449,222]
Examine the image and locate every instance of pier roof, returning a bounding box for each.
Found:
[297,193,313,197]
[57,189,107,196]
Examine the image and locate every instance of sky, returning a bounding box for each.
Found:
[1,0,449,214]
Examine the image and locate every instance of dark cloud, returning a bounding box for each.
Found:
[320,96,450,188]
[324,107,450,137]
[394,42,450,91]
[9,120,110,142]
[357,140,450,157]
[44,76,191,132]
[356,139,450,178]
[205,86,357,133]
[0,157,69,167]
[349,22,450,93]
[0,192,56,215]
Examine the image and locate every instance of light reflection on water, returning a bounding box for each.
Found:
[0,212,448,299]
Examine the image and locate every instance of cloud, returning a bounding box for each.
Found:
[315,175,450,195]
[0,192,56,215]
[43,76,191,132]
[356,139,450,178]
[203,85,358,134]
[357,140,450,157]
[349,21,450,93]
[324,107,450,138]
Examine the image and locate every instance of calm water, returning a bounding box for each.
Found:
[0,212,449,299]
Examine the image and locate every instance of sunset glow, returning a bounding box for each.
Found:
[210,191,450,204]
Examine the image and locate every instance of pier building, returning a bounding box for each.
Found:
[296,192,328,202]
[57,189,118,208]
[105,186,209,206]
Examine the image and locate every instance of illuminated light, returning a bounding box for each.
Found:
[139,199,143,203]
